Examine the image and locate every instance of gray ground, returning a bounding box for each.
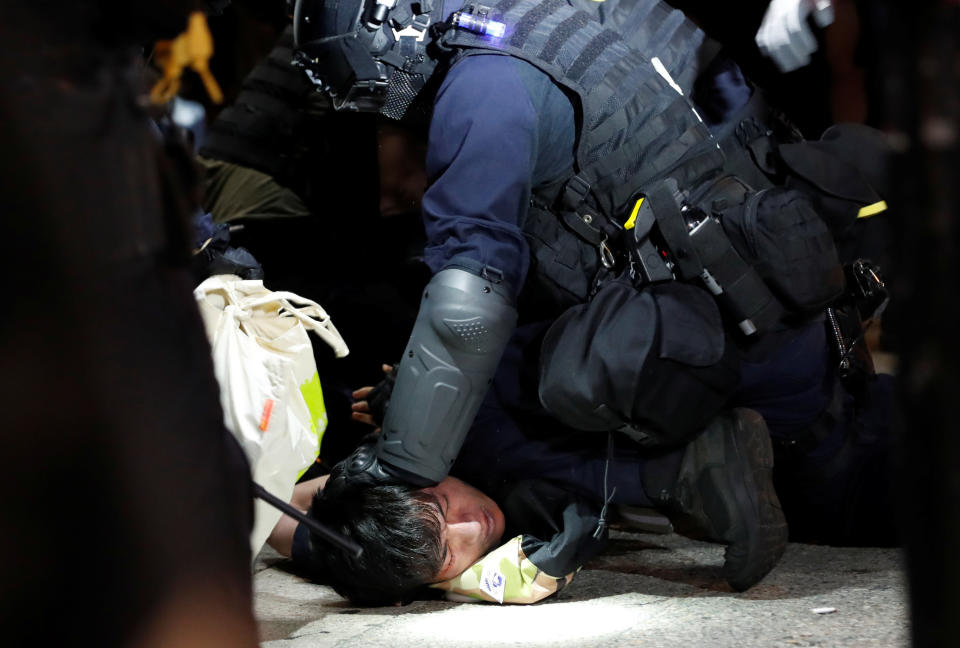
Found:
[254,530,908,648]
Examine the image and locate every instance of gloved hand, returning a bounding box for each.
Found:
[755,0,835,72]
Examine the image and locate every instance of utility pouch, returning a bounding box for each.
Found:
[538,277,741,447]
[720,187,845,314]
[777,124,890,238]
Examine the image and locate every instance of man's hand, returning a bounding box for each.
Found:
[756,0,835,72]
[351,364,396,431]
[350,386,379,430]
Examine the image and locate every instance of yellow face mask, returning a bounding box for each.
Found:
[431,535,576,604]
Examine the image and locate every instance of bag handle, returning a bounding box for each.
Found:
[278,297,349,358]
[195,276,349,358]
[242,290,349,358]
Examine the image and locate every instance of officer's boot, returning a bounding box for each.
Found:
[644,408,788,591]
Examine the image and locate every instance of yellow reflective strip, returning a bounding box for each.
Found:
[857,200,888,219]
[624,196,644,230]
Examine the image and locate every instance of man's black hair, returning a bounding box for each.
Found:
[305,467,445,605]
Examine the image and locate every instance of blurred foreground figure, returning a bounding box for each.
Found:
[0,3,258,647]
[755,0,835,72]
[878,2,960,647]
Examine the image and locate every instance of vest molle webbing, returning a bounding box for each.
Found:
[441,0,725,222]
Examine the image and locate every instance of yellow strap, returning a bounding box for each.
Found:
[150,12,223,105]
[623,196,644,230]
[857,200,888,219]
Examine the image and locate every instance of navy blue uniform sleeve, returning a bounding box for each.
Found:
[422,54,537,297]
[290,521,323,580]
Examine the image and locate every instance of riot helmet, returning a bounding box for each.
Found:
[293,0,508,120]
[293,0,442,118]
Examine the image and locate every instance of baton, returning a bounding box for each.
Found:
[252,481,363,558]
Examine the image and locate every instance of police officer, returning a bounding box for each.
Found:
[290,0,890,590]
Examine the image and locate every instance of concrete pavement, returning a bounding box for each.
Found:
[254,530,908,647]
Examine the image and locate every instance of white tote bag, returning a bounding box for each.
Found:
[194,274,349,556]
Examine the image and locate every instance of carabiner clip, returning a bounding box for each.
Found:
[599,237,615,269]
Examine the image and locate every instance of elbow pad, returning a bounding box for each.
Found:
[376,268,517,486]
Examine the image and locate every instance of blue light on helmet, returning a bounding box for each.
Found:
[483,19,506,38]
[451,4,506,38]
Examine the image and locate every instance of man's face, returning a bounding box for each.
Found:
[423,476,506,582]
